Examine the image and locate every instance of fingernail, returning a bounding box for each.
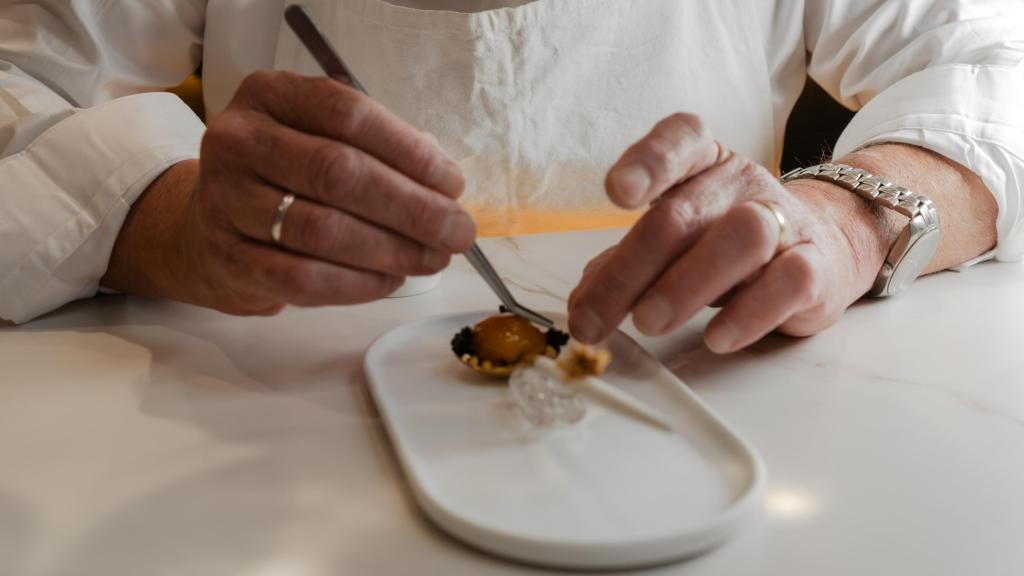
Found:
[569,306,605,344]
[705,318,740,354]
[422,248,449,271]
[611,163,651,204]
[632,295,673,335]
[439,211,476,252]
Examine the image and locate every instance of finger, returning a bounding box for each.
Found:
[230,183,451,276]
[709,268,765,308]
[207,112,476,253]
[231,70,465,198]
[568,155,751,343]
[703,243,824,353]
[606,113,726,209]
[228,240,404,307]
[574,245,618,294]
[630,200,782,336]
[568,244,618,314]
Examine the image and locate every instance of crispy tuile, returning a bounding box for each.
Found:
[557,344,612,380]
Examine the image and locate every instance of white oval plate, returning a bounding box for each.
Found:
[364,311,764,570]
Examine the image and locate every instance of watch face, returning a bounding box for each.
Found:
[888,227,941,295]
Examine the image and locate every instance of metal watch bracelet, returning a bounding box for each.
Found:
[781,163,938,228]
[780,162,941,297]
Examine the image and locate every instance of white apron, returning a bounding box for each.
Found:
[273,0,774,236]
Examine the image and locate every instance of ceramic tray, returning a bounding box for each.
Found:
[364,311,764,570]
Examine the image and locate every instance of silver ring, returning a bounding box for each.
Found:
[750,199,788,257]
[271,193,296,246]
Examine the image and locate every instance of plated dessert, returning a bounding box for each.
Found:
[450,312,569,377]
[449,310,666,429]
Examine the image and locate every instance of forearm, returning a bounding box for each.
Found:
[785,143,998,297]
[796,0,1020,272]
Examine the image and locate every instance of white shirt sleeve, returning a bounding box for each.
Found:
[803,0,1024,264]
[0,1,208,323]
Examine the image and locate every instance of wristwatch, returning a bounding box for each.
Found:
[781,163,940,297]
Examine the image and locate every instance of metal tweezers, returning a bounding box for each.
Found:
[285,5,555,329]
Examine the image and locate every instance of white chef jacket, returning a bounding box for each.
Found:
[1,1,1022,324]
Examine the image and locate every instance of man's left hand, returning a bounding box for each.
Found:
[568,113,885,353]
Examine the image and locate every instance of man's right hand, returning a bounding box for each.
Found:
[103,70,475,315]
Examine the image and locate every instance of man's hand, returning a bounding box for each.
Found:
[568,113,997,353]
[103,70,475,314]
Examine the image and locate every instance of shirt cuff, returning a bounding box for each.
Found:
[833,64,1024,265]
[0,92,204,323]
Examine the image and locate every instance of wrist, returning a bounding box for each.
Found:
[783,177,899,300]
[101,160,203,303]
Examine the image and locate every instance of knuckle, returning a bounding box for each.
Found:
[237,70,276,100]
[730,203,777,255]
[652,112,721,175]
[567,286,580,311]
[308,75,338,95]
[278,263,318,300]
[668,112,707,139]
[736,156,770,187]
[580,261,634,311]
[783,250,820,301]
[658,112,709,148]
[715,150,747,176]
[644,135,681,176]
[307,144,361,200]
[407,194,446,242]
[202,113,252,155]
[199,124,224,156]
[408,144,447,188]
[688,115,710,142]
[650,196,700,238]
[583,246,615,278]
[595,270,631,298]
[327,90,373,137]
[295,207,340,255]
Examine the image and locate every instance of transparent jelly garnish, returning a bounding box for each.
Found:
[509,363,586,427]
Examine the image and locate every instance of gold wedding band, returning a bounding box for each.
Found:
[750,199,788,257]
[271,193,296,246]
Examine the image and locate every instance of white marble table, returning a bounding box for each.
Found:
[1,228,1022,575]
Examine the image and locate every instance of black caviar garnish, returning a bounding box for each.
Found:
[545,327,570,353]
[450,326,475,359]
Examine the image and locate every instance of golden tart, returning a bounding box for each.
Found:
[451,313,570,377]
